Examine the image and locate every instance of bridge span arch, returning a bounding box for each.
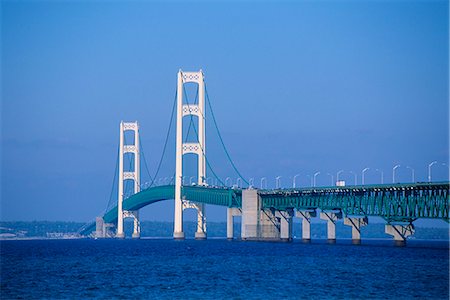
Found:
[80,185,242,235]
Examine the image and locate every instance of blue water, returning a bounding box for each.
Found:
[1,239,449,299]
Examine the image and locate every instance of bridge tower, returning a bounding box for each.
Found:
[174,70,207,240]
[116,121,141,239]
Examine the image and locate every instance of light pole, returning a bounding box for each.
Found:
[362,167,370,185]
[237,178,242,188]
[392,164,401,183]
[225,177,231,186]
[349,171,357,185]
[336,170,344,182]
[261,177,267,189]
[375,169,384,184]
[428,161,437,182]
[190,176,195,185]
[326,173,334,186]
[313,172,320,187]
[275,176,282,189]
[249,178,254,188]
[293,174,300,188]
[406,166,415,182]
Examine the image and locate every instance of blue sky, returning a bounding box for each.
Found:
[1,0,448,223]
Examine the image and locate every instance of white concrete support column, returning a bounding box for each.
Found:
[227,207,234,240]
[174,70,184,239]
[320,211,342,242]
[116,122,125,238]
[296,210,316,241]
[385,223,415,245]
[344,217,368,244]
[195,203,207,240]
[241,189,279,240]
[241,189,260,240]
[277,209,293,242]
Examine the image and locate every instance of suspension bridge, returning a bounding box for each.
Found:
[80,70,449,243]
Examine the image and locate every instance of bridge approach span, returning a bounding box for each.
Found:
[260,181,449,222]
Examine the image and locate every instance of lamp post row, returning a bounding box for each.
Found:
[155,161,446,189]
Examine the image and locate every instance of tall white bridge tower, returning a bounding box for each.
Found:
[174,69,207,239]
[116,121,141,238]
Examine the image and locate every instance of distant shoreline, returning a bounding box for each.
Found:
[2,220,448,241]
[2,237,449,244]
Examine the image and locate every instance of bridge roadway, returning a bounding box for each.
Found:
[81,182,449,235]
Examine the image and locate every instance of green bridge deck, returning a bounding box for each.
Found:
[80,182,449,235]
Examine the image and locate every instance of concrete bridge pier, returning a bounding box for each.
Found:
[385,223,415,245]
[296,209,316,242]
[241,189,260,240]
[95,217,114,238]
[173,197,185,239]
[195,203,207,240]
[276,209,293,242]
[132,211,141,239]
[260,208,280,239]
[227,207,233,239]
[320,211,342,243]
[241,189,280,240]
[227,207,241,240]
[344,217,368,244]
[95,217,105,238]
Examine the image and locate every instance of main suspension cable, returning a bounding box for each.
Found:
[139,134,154,187]
[205,83,249,185]
[104,142,120,213]
[148,88,178,187]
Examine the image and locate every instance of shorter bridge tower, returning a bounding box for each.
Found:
[116,121,141,239]
[174,69,207,239]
